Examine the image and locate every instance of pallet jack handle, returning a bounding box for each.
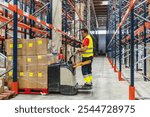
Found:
[73,60,91,68]
[68,52,91,68]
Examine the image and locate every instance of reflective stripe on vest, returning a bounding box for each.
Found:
[81,35,93,57]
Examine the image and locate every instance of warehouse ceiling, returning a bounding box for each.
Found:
[93,0,108,27]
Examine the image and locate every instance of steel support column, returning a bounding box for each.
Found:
[135,19,139,71]
[12,0,18,94]
[29,0,35,39]
[129,2,135,100]
[65,0,68,62]
[47,0,52,40]
[118,0,123,81]
[24,0,27,39]
[143,2,147,81]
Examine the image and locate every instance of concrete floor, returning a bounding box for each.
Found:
[11,56,132,100]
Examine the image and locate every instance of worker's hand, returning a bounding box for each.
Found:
[76,49,81,53]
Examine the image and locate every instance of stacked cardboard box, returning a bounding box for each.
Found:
[26,56,38,88]
[5,38,50,89]
[5,39,27,89]
[36,38,49,89]
[5,39,26,56]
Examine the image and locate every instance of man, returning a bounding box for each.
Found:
[78,28,94,87]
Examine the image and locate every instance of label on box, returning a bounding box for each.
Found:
[10,44,13,48]
[29,72,33,77]
[8,56,12,61]
[8,72,13,77]
[18,44,23,49]
[38,55,42,60]
[27,58,32,62]
[20,72,24,77]
[29,43,33,48]
[38,40,42,45]
[38,72,42,78]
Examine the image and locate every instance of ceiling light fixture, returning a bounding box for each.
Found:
[101,1,109,5]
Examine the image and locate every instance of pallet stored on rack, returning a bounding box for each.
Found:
[19,88,48,95]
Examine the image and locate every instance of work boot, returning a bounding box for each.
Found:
[84,82,92,86]
[81,83,92,89]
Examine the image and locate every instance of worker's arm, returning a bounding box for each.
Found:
[77,38,89,53]
[78,46,88,53]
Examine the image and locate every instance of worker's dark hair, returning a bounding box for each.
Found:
[80,28,88,33]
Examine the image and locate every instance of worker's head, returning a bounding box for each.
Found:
[80,28,88,38]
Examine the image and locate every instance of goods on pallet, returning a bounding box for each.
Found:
[27,57,38,88]
[26,56,38,66]
[18,72,27,89]
[7,56,27,71]
[0,78,4,94]
[5,38,50,56]
[37,55,48,65]
[36,38,49,55]
[17,39,26,56]
[5,38,51,90]
[27,71,38,89]
[37,65,48,88]
[5,39,13,55]
[5,39,26,56]
[26,39,36,56]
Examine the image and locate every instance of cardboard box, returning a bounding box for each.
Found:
[7,71,13,78]
[37,65,48,88]
[18,78,28,89]
[26,56,38,66]
[7,56,26,72]
[5,39,26,56]
[0,78,4,94]
[5,39,13,55]
[37,78,48,89]
[18,56,27,71]
[27,72,37,88]
[36,38,48,55]
[18,39,26,56]
[26,39,36,56]
[18,71,28,89]
[27,65,37,72]
[37,55,48,65]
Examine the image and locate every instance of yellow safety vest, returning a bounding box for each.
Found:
[81,35,93,57]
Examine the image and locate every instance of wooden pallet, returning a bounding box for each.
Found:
[0,90,16,100]
[19,88,48,95]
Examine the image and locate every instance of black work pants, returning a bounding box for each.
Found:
[81,56,93,76]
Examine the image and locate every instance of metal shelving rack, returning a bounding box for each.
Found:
[107,0,150,100]
[0,0,98,93]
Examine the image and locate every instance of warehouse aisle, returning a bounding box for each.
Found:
[12,56,129,100]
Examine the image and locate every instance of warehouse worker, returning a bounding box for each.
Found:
[78,28,94,88]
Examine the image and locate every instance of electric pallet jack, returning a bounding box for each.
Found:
[48,52,92,95]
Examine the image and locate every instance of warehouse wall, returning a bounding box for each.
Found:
[98,34,106,55]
